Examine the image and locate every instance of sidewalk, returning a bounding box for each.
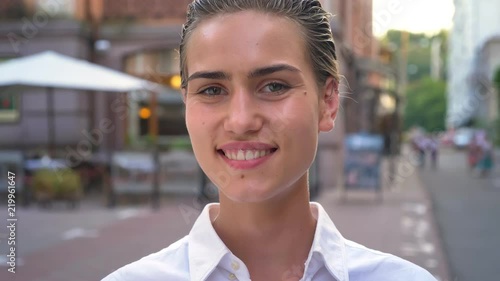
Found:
[0,152,451,281]
[0,197,199,281]
[317,152,451,281]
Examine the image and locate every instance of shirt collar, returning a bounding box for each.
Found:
[188,202,349,281]
[188,203,230,281]
[309,202,349,281]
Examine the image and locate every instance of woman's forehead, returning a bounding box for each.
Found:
[194,10,300,38]
[185,11,310,74]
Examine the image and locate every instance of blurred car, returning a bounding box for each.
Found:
[453,128,474,149]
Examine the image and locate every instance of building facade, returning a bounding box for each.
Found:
[448,0,500,128]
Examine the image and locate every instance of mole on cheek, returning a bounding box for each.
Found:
[240,175,245,179]
[303,91,307,96]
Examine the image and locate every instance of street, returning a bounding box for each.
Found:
[420,148,500,281]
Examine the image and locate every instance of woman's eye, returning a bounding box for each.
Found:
[199,86,223,96]
[262,82,289,94]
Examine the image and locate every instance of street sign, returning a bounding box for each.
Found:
[343,133,384,199]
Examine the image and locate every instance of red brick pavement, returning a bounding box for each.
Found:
[0,197,201,281]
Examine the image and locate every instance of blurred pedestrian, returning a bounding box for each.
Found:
[411,135,427,167]
[102,1,436,280]
[427,134,439,169]
[467,134,480,171]
[475,131,494,177]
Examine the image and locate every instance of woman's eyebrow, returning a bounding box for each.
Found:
[186,64,300,82]
[248,64,301,78]
[187,71,231,82]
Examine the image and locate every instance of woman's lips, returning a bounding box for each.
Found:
[217,142,278,169]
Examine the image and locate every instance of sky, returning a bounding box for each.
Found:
[372,0,455,36]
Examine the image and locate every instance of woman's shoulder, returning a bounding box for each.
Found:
[344,239,437,281]
[101,236,191,281]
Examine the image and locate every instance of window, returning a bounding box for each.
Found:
[0,58,20,123]
[0,88,19,123]
[35,0,75,18]
[125,49,186,139]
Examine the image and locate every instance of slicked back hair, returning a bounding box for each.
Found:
[179,0,339,91]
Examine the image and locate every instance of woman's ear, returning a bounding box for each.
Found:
[318,76,339,132]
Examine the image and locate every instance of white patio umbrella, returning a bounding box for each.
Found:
[0,51,165,151]
[0,50,160,92]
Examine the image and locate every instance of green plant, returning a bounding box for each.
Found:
[137,134,157,149]
[493,67,500,147]
[32,169,82,200]
[383,30,449,82]
[403,77,447,132]
[494,67,500,93]
[169,137,192,151]
[493,117,500,147]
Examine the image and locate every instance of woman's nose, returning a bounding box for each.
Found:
[223,89,263,135]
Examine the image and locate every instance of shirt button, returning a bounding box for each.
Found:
[228,273,237,280]
[231,260,240,271]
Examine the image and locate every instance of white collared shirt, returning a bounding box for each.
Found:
[103,203,436,281]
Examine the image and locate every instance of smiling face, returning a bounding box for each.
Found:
[183,11,337,203]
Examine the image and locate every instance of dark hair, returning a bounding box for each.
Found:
[179,0,339,90]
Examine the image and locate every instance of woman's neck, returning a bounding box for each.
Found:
[212,178,317,279]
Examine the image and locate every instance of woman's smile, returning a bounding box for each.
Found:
[217,141,279,169]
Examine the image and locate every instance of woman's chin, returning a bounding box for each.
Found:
[220,185,279,204]
[217,174,308,204]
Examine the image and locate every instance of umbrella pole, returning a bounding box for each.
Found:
[150,91,160,210]
[107,93,116,208]
[47,87,55,157]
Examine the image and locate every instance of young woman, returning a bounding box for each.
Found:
[104,1,436,280]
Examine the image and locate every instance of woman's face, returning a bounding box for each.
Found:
[183,11,337,203]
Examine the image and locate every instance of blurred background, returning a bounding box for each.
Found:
[0,0,498,280]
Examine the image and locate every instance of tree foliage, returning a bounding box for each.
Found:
[403,77,447,132]
[381,30,449,132]
[494,67,500,93]
[382,30,448,82]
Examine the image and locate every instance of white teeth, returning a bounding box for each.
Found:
[224,149,274,160]
[245,150,253,160]
[253,151,260,159]
[237,150,245,160]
